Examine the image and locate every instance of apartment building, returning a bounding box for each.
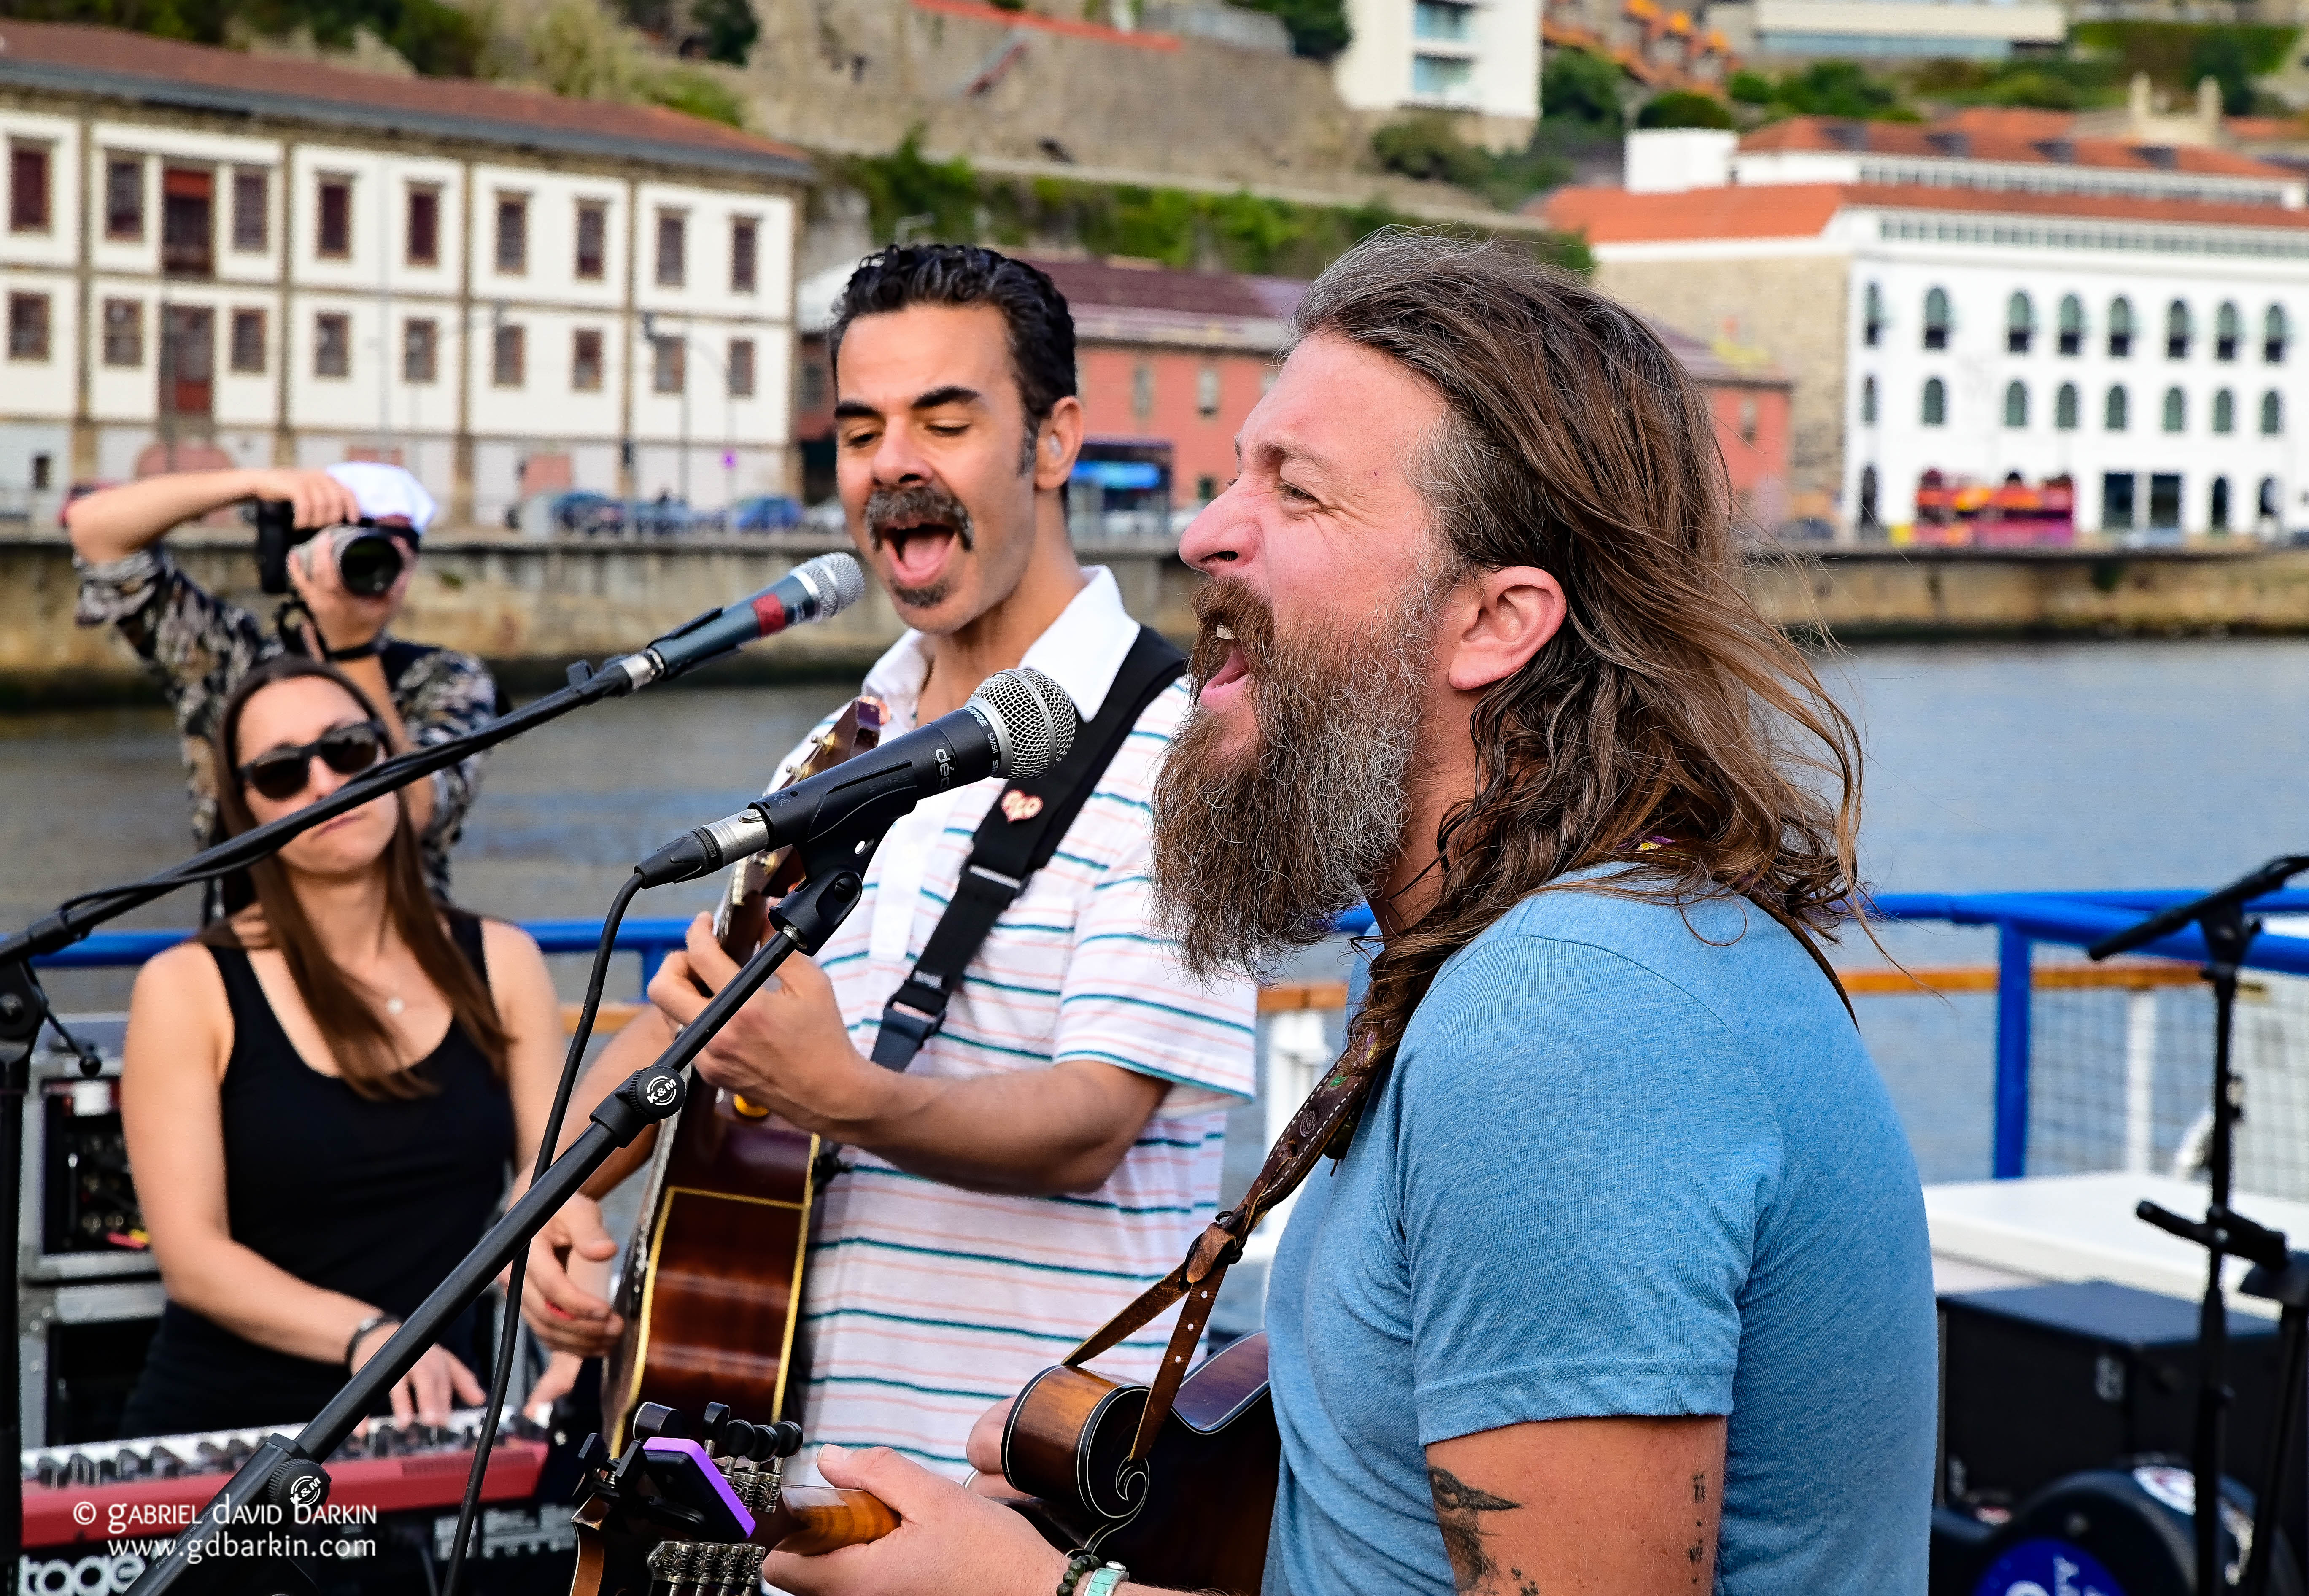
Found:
[1330,0,1540,152]
[0,20,810,528]
[1548,116,2309,539]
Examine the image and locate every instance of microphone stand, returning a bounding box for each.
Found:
[124,816,893,1596]
[0,605,756,1580]
[2089,855,2309,1593]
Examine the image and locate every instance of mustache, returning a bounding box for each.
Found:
[865,483,976,551]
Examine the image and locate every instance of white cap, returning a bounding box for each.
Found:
[325,461,437,535]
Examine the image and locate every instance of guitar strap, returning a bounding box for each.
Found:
[1057,892,1854,1466]
[869,626,1188,1071]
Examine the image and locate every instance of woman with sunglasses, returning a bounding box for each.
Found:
[116,655,562,1435]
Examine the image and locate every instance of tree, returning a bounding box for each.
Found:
[1636,89,1733,128]
[1233,0,1348,58]
[1542,46,1625,131]
[690,0,755,62]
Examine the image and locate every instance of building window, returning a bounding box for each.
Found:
[2217,302,2241,362]
[2267,305,2288,364]
[2262,477,2281,525]
[2055,383,2079,430]
[2105,384,2128,431]
[731,218,757,292]
[572,328,602,391]
[1921,376,1945,425]
[728,337,755,397]
[1411,55,1474,97]
[656,211,685,287]
[2162,386,2185,431]
[2103,472,2135,530]
[406,186,439,267]
[2149,473,2181,530]
[2004,381,2027,428]
[1861,374,1875,424]
[1133,361,1155,421]
[1737,394,1758,444]
[105,156,143,241]
[1919,287,1950,351]
[1860,464,1879,528]
[314,312,349,377]
[404,318,436,383]
[2007,291,2031,355]
[2214,389,2235,434]
[2263,390,2283,434]
[799,358,825,412]
[2166,299,2190,360]
[1197,365,1221,418]
[229,308,265,373]
[496,195,526,274]
[493,324,525,387]
[317,177,351,258]
[1413,0,1472,38]
[31,453,48,490]
[652,334,684,393]
[102,299,142,366]
[576,202,606,280]
[2058,294,2083,357]
[1864,282,1883,347]
[232,168,267,252]
[2109,296,2133,358]
[2212,476,2231,531]
[7,293,48,360]
[10,144,48,233]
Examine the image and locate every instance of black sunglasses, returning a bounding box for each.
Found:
[238,720,388,801]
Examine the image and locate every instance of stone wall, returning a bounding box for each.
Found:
[1590,253,1851,515]
[17,536,2309,704]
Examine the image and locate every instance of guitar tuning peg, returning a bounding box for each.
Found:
[701,1402,732,1438]
[633,1402,688,1441]
[719,1418,760,1459]
[577,1433,609,1469]
[760,1421,804,1461]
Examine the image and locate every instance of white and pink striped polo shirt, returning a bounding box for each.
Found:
[779,568,1257,1478]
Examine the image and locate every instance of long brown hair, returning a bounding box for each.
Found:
[199,655,508,1099]
[1296,232,1867,1069]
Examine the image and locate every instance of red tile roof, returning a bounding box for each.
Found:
[1026,255,1304,352]
[0,19,810,178]
[1740,114,2295,182]
[1541,181,2309,242]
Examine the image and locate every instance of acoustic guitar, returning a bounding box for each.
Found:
[564,1337,1278,1596]
[598,697,887,1450]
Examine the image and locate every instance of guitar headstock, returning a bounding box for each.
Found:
[715,696,892,954]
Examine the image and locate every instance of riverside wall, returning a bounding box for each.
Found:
[12,537,2309,703]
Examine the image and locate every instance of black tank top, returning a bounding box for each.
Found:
[120,914,516,1437]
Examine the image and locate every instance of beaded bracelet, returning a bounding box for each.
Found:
[1055,1552,1102,1596]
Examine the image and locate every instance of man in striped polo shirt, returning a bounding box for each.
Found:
[521,245,1258,1477]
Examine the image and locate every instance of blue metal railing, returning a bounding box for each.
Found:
[35,890,2309,1182]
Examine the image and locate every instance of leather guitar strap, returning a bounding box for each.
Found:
[1062,1030,1383,1463]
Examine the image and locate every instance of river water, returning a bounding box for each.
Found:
[10,638,2309,1181]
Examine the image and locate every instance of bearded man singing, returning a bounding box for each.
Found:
[757,232,1937,1594]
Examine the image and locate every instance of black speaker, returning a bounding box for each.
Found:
[1940,1281,2304,1556]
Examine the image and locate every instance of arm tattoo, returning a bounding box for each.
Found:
[1690,1471,1710,1586]
[1428,1467,1524,1594]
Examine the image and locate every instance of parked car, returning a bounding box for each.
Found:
[510,490,620,537]
[629,494,704,537]
[726,493,804,532]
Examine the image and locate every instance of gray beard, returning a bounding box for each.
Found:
[1149,585,1447,984]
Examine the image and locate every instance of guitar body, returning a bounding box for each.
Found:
[1003,1332,1280,1594]
[601,698,886,1450]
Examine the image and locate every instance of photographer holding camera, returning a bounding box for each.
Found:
[70,463,502,910]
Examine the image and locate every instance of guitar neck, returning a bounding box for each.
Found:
[754,1486,900,1556]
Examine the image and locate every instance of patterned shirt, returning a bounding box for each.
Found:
[782,568,1257,1478]
[74,545,501,901]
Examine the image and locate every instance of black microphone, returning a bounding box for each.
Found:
[607,552,867,690]
[636,666,1080,886]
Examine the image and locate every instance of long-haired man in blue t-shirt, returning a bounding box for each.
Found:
[761,231,1938,1595]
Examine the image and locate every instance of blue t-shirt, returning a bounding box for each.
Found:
[1262,885,1936,1594]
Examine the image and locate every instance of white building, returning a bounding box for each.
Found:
[1549,115,2309,539]
[1331,0,1539,152]
[0,19,810,529]
[1740,0,2065,61]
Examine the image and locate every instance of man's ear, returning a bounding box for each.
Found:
[1033,395,1086,493]
[1444,566,1566,693]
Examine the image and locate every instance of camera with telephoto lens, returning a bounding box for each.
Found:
[253,499,408,597]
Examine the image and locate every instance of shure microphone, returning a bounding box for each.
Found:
[636,666,1080,887]
[607,551,868,690]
